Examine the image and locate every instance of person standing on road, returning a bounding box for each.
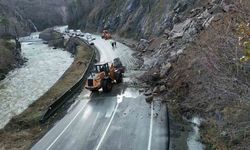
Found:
[110,40,115,49]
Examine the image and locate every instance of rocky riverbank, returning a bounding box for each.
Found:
[0,39,24,81]
[39,28,65,48]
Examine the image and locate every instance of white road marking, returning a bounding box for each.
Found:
[46,104,87,150]
[91,112,100,130]
[95,103,120,150]
[148,102,154,150]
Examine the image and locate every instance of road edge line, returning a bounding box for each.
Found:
[147,102,154,150]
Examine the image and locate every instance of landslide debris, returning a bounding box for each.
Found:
[137,0,250,149]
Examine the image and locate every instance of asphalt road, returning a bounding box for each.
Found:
[32,35,168,150]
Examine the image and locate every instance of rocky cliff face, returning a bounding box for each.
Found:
[68,0,200,39]
[9,0,71,31]
[0,39,24,80]
[0,0,71,37]
[0,1,32,37]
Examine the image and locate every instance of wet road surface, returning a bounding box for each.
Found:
[32,34,168,150]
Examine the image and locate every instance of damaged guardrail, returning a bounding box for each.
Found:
[40,39,96,123]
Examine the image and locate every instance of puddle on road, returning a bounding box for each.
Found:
[117,87,141,104]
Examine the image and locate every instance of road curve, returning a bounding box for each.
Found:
[32,35,168,150]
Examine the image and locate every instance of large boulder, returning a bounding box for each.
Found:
[137,39,150,51]
[160,63,172,78]
[170,18,192,39]
[39,28,64,48]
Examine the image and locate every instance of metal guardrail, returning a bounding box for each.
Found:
[40,38,96,123]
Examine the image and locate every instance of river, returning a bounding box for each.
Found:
[0,32,73,129]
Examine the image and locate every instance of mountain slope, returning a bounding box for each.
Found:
[68,0,199,38]
[0,0,71,37]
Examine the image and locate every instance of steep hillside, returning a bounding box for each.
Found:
[9,0,71,30]
[0,1,31,37]
[0,0,71,37]
[68,0,199,38]
[137,0,250,149]
[0,39,24,80]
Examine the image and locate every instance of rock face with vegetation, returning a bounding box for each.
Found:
[0,0,71,37]
[0,1,31,37]
[8,0,71,31]
[0,39,24,80]
[68,0,197,39]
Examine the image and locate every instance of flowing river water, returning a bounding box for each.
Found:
[0,32,73,129]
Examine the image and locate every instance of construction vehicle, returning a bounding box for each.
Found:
[101,30,112,40]
[85,58,125,92]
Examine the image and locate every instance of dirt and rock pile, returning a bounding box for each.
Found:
[138,0,250,149]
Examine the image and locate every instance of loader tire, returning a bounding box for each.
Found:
[115,72,123,83]
[102,79,112,92]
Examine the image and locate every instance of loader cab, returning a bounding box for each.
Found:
[94,63,109,74]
